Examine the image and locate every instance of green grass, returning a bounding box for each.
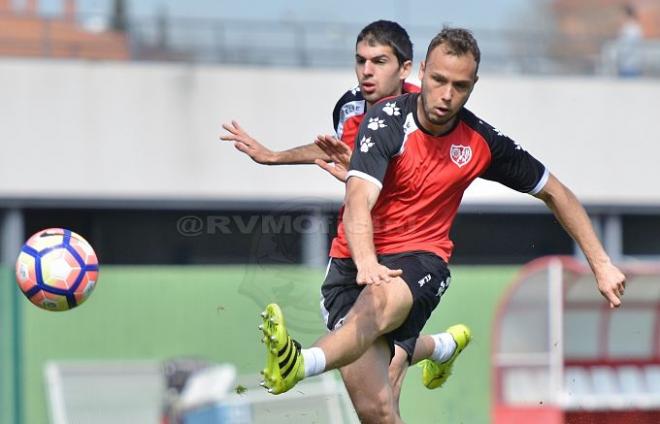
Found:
[398,266,518,424]
[8,265,518,424]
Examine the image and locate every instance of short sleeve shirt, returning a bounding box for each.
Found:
[329,92,548,261]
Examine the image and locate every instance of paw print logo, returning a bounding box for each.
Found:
[367,117,387,131]
[351,85,360,95]
[493,127,508,137]
[382,102,400,116]
[359,136,374,153]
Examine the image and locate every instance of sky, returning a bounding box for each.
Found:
[32,0,546,31]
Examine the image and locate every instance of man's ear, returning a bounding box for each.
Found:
[418,60,426,80]
[400,60,413,80]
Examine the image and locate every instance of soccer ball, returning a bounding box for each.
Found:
[15,228,99,311]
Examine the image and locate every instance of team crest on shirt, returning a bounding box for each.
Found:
[359,136,374,153]
[450,144,472,168]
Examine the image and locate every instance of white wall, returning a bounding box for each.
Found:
[1,58,658,205]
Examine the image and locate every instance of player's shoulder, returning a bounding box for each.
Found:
[367,92,417,124]
[333,86,365,112]
[333,85,367,131]
[458,108,507,141]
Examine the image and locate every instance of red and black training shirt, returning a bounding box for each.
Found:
[330,92,549,262]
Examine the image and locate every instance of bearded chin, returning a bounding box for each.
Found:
[427,113,444,125]
[427,110,452,125]
[421,97,446,125]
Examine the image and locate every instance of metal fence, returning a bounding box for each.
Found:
[1,13,659,76]
[127,17,610,74]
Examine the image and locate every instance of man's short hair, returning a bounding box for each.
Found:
[356,20,413,66]
[426,27,481,76]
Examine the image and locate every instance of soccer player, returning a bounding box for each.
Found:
[259,27,626,423]
[222,20,470,415]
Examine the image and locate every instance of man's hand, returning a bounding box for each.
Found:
[356,259,403,286]
[220,120,276,164]
[594,262,626,308]
[314,135,352,182]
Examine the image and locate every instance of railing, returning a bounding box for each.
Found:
[1,12,659,77]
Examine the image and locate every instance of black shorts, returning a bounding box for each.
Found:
[320,251,451,362]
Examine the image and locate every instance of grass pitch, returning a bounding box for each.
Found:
[2,264,517,423]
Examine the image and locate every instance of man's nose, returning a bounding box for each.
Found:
[441,84,453,102]
[363,61,374,75]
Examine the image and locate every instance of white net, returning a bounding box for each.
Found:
[44,360,358,424]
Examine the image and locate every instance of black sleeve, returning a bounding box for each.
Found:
[347,103,405,188]
[464,111,548,194]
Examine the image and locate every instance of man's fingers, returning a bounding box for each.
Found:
[388,269,403,277]
[314,158,330,169]
[231,120,244,132]
[316,136,344,155]
[220,123,238,140]
[315,141,342,161]
[605,289,622,308]
[324,136,351,156]
[234,142,251,154]
[315,138,335,155]
[315,159,336,175]
[326,136,346,150]
[315,159,347,182]
[379,268,403,284]
[322,134,341,144]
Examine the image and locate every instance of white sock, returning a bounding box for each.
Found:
[301,347,326,378]
[430,332,457,363]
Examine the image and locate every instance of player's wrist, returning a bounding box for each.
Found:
[354,254,379,270]
[264,150,280,165]
[591,256,614,276]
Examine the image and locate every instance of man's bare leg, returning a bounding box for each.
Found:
[339,337,404,424]
[410,335,436,364]
[313,277,413,369]
[387,333,465,410]
[388,345,409,417]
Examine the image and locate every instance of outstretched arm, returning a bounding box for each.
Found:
[344,177,402,285]
[534,173,626,308]
[220,120,331,165]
